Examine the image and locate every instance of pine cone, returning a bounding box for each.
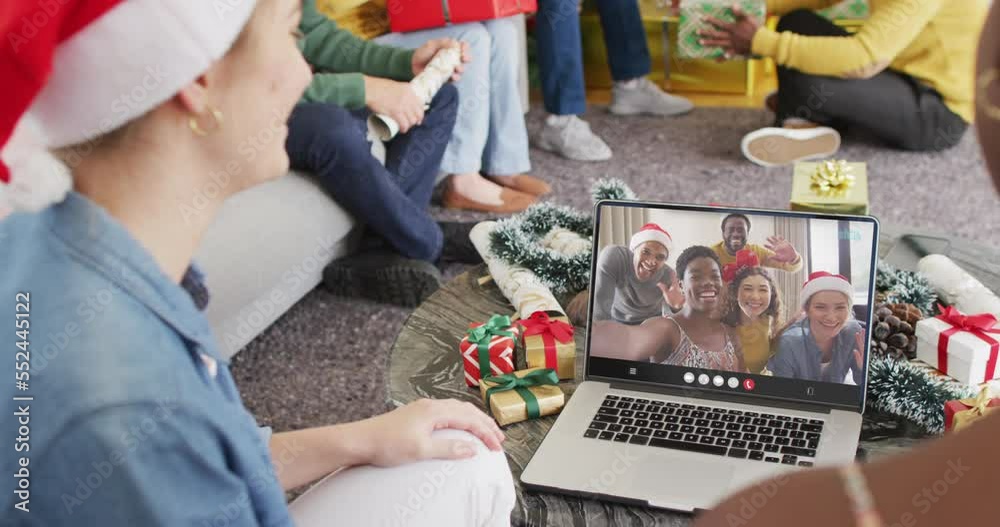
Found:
[887,303,922,327]
[871,303,919,360]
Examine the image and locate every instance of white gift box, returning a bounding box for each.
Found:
[915,316,1000,387]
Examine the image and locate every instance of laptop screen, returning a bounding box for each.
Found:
[586,201,879,411]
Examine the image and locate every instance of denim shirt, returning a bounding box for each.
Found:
[768,318,865,385]
[0,193,291,525]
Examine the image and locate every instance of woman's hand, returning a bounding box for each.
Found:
[657,273,686,311]
[853,328,866,370]
[412,38,471,81]
[698,3,762,58]
[355,398,505,468]
[364,76,424,133]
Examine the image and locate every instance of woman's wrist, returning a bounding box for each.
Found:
[324,420,377,468]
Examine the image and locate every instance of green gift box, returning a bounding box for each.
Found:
[818,0,870,21]
[677,0,766,60]
[790,161,869,215]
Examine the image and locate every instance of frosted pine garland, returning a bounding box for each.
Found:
[592,178,637,201]
[876,261,939,316]
[488,179,637,295]
[866,355,976,434]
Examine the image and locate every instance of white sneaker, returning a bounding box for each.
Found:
[533,115,613,162]
[740,126,841,167]
[609,78,694,117]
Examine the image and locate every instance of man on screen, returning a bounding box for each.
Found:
[712,214,803,281]
[593,223,684,325]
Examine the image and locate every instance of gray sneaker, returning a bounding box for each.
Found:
[533,115,613,162]
[609,78,694,117]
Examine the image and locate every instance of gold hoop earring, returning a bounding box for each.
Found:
[189,107,225,136]
[977,68,1000,121]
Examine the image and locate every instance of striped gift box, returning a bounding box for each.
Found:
[460,324,520,387]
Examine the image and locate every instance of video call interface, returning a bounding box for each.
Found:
[588,205,876,392]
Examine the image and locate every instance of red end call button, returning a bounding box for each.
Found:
[743,378,755,391]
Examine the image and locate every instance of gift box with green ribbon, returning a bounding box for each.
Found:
[519,311,576,380]
[677,0,767,60]
[818,0,870,21]
[460,314,520,388]
[790,160,869,215]
[479,368,564,426]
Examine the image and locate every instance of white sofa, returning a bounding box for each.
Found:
[197,15,530,359]
[196,172,357,359]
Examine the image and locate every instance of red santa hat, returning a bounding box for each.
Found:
[800,271,854,308]
[0,0,257,212]
[629,223,673,253]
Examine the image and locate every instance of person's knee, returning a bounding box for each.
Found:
[291,103,366,147]
[776,9,821,33]
[434,430,515,520]
[430,83,460,117]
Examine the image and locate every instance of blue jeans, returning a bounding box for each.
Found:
[535,0,651,115]
[284,84,459,262]
[375,18,531,175]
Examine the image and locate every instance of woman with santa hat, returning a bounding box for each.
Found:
[768,271,866,385]
[0,1,512,524]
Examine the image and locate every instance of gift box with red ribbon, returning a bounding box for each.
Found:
[945,387,1000,432]
[518,310,576,380]
[460,314,521,387]
[386,0,538,33]
[915,305,1000,387]
[721,249,760,283]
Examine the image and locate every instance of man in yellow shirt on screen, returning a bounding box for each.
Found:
[711,213,803,277]
[699,0,989,166]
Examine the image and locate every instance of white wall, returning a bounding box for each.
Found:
[599,208,775,268]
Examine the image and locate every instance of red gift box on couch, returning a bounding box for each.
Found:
[386,0,538,33]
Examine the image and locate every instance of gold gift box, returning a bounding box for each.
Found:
[523,314,576,380]
[479,368,565,426]
[580,13,757,94]
[790,162,869,215]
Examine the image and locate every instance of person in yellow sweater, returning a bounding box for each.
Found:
[722,266,784,373]
[711,213,803,276]
[698,0,989,166]
[317,0,548,212]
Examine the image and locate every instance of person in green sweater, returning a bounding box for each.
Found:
[286,1,477,307]
[699,0,988,166]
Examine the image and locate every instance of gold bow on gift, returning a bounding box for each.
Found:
[959,387,997,418]
[810,160,856,197]
[953,387,999,431]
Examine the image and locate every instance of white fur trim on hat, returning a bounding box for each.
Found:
[0,0,256,212]
[0,117,72,212]
[800,271,854,308]
[630,223,673,253]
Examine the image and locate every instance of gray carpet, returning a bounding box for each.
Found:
[230,106,1000,434]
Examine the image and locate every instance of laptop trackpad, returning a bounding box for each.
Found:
[632,454,734,510]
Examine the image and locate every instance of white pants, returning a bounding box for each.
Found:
[289,430,516,527]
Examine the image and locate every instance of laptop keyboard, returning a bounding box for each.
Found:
[584,395,824,467]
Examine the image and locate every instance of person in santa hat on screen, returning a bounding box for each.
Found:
[593,222,685,325]
[767,271,866,385]
[0,1,512,525]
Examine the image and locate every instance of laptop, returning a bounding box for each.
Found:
[521,200,879,513]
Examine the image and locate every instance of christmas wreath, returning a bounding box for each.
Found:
[488,179,635,295]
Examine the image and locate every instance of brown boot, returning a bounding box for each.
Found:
[441,176,536,213]
[485,174,553,196]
